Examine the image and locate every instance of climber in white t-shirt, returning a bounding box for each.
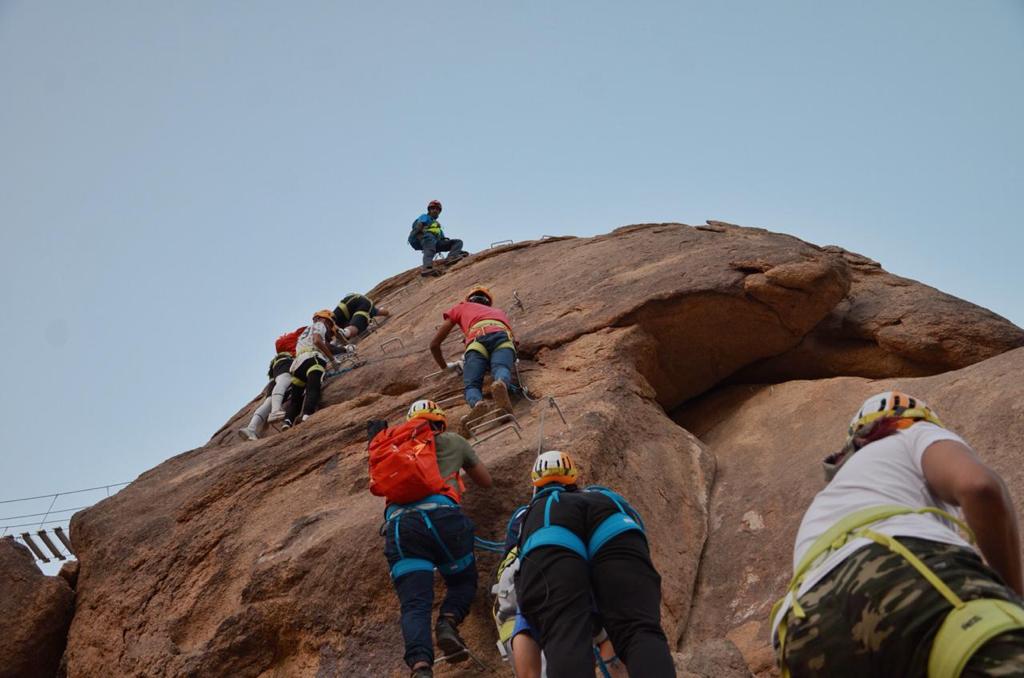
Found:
[772,390,1024,678]
[280,310,339,429]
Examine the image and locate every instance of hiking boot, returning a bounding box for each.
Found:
[443,252,468,266]
[458,401,493,437]
[435,616,468,664]
[491,379,513,414]
[420,268,443,277]
[410,667,432,678]
[236,427,258,442]
[281,419,293,430]
[268,410,286,423]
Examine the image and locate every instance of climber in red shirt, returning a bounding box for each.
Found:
[429,287,516,435]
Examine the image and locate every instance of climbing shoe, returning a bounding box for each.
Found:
[281,419,293,431]
[420,268,444,278]
[410,668,432,678]
[458,401,493,437]
[435,615,468,664]
[491,379,513,414]
[236,427,258,442]
[443,252,469,266]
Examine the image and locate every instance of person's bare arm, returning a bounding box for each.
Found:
[922,439,1023,594]
[430,320,455,370]
[465,461,492,489]
[314,335,337,366]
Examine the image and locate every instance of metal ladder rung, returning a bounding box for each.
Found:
[435,395,464,409]
[470,413,520,439]
[490,239,514,248]
[473,423,522,446]
[380,337,405,354]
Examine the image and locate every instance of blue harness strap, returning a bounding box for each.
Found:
[519,485,646,561]
[387,494,475,580]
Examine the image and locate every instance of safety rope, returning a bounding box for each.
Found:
[514,359,541,403]
[474,536,506,553]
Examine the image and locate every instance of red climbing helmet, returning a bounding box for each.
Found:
[427,200,442,211]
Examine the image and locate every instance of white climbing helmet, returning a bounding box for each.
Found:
[531,450,578,488]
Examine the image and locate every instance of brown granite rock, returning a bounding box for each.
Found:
[677,347,1024,675]
[62,223,1024,676]
[732,246,1024,382]
[0,538,74,678]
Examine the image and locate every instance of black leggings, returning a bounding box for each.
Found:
[333,294,373,334]
[516,492,676,677]
[285,357,326,420]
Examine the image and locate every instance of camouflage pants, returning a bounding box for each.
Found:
[781,538,1024,677]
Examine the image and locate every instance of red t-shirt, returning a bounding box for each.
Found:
[443,302,513,343]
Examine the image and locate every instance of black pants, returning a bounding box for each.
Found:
[333,294,373,334]
[516,491,676,677]
[285,356,326,421]
[383,507,478,668]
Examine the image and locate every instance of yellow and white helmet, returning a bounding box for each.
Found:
[848,390,943,438]
[407,399,447,430]
[531,450,578,488]
[823,390,945,483]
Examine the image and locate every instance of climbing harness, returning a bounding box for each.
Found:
[383,494,474,580]
[772,505,1024,678]
[519,486,645,562]
[465,320,515,358]
[474,536,506,553]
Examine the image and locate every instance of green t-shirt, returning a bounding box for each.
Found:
[435,432,480,495]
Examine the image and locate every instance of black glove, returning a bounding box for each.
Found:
[367,419,388,442]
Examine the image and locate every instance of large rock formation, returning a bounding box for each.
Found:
[0,538,74,678]
[60,222,1022,676]
[676,346,1024,675]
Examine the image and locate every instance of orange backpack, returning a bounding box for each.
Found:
[368,419,462,504]
[275,326,307,355]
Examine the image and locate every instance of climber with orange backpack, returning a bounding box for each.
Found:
[369,399,493,678]
[514,451,676,677]
[237,326,305,440]
[430,286,516,435]
[276,310,341,429]
[771,391,1024,677]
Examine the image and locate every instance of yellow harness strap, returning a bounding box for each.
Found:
[493,547,520,644]
[353,310,371,323]
[465,320,515,358]
[929,598,1024,678]
[774,505,1024,678]
[335,301,350,321]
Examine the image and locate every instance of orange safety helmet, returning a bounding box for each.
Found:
[313,309,335,325]
[466,286,493,306]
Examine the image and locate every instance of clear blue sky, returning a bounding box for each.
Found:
[2,1,1022,536]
